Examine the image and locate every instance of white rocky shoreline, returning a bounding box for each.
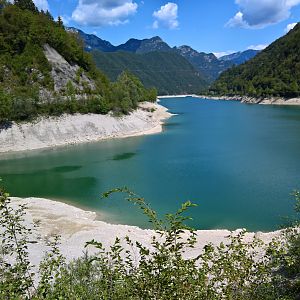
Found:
[11,196,282,267]
[0,102,172,153]
[159,94,300,105]
[0,96,288,267]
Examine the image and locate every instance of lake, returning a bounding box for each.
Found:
[1,96,300,231]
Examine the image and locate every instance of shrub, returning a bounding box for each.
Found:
[0,185,299,299]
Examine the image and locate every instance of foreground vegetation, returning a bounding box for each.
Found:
[210,23,300,99]
[0,0,156,123]
[0,184,299,299]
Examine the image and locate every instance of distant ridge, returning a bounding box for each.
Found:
[219,49,260,65]
[67,28,172,54]
[68,27,260,92]
[174,45,231,82]
[67,27,115,52]
[116,36,171,53]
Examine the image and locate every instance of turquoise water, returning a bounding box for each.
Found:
[1,97,300,231]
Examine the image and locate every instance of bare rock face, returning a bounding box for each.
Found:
[43,44,95,94]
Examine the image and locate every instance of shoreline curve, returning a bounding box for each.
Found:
[0,101,173,154]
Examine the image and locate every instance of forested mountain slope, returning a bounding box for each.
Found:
[72,28,259,85]
[211,23,300,98]
[0,0,156,123]
[92,50,208,95]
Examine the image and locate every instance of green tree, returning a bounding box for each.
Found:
[14,0,37,12]
[57,15,63,27]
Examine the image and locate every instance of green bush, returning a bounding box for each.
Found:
[1,184,299,299]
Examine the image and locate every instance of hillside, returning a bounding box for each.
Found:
[211,23,300,99]
[66,27,116,52]
[0,1,156,123]
[174,46,232,82]
[67,28,172,54]
[92,50,208,95]
[72,28,259,85]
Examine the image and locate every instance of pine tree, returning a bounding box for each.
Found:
[57,16,63,27]
[14,0,37,12]
[45,10,53,21]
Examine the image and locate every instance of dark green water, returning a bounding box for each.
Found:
[1,97,300,231]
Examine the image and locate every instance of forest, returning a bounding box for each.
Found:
[0,0,157,123]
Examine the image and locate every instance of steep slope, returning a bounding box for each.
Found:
[0,1,157,123]
[219,50,260,65]
[175,46,260,82]
[72,28,259,85]
[92,50,207,95]
[67,27,115,52]
[174,46,231,82]
[211,23,300,99]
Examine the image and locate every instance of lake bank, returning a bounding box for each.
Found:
[11,196,282,266]
[194,95,300,105]
[0,102,172,153]
[1,97,299,231]
[158,94,300,106]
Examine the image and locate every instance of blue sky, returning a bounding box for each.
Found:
[33,0,300,56]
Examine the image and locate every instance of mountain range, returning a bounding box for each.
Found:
[68,27,259,94]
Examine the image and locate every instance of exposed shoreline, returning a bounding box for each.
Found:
[159,94,300,105]
[11,196,282,266]
[0,102,172,154]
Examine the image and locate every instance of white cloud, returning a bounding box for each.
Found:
[247,44,268,50]
[153,2,179,29]
[227,0,300,29]
[34,0,49,11]
[213,51,236,58]
[285,22,297,32]
[226,11,249,28]
[72,0,138,27]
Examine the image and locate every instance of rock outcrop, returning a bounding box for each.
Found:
[43,44,95,94]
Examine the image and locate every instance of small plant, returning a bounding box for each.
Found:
[0,183,36,299]
[0,184,299,299]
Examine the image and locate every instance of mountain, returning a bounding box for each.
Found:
[72,28,260,83]
[219,50,260,65]
[68,28,208,94]
[67,27,115,52]
[0,2,157,123]
[92,50,207,95]
[67,28,172,54]
[175,46,260,82]
[174,46,232,82]
[211,23,300,99]
[116,36,172,53]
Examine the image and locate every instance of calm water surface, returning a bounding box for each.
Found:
[1,97,300,231]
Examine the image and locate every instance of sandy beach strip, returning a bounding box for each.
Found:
[0,102,173,153]
[9,196,282,267]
